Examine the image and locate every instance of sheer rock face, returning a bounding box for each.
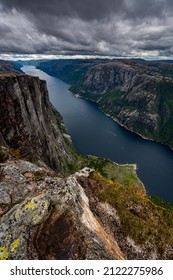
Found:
[69,61,163,139]
[0,73,74,173]
[70,61,173,148]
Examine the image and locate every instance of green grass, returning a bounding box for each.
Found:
[70,155,143,188]
[149,196,173,210]
[91,172,173,251]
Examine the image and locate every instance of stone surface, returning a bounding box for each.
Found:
[0,71,74,173]
[0,159,125,260]
[1,157,173,260]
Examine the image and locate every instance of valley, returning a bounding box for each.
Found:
[35,59,173,149]
[1,60,173,260]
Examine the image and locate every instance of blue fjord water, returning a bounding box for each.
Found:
[22,65,173,203]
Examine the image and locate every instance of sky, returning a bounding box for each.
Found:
[0,0,173,60]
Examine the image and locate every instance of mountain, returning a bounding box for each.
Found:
[1,60,173,260]
[0,60,22,74]
[36,59,173,149]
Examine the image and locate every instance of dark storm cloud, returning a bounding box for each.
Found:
[0,0,173,58]
[0,0,169,22]
[141,45,171,51]
[0,0,124,21]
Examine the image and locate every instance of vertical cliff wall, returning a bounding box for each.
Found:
[0,72,74,173]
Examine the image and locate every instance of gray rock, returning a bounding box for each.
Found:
[0,73,74,173]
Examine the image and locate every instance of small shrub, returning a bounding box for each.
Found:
[9,148,21,159]
[33,170,45,181]
[0,147,8,163]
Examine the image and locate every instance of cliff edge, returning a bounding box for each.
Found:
[0,70,74,174]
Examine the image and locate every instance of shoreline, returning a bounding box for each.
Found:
[71,91,173,152]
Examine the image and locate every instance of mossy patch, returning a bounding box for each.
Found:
[24,198,39,211]
[15,195,50,227]
[11,239,20,253]
[0,244,9,260]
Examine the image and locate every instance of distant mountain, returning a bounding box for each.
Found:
[36,59,173,149]
[0,60,23,74]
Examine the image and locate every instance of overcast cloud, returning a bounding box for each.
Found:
[0,0,173,59]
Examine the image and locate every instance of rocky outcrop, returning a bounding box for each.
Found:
[0,155,125,260]
[0,72,74,174]
[1,151,173,260]
[78,173,173,260]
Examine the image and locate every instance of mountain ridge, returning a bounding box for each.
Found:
[35,59,173,149]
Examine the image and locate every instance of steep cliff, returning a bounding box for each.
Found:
[1,60,173,260]
[36,59,173,149]
[0,71,74,174]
